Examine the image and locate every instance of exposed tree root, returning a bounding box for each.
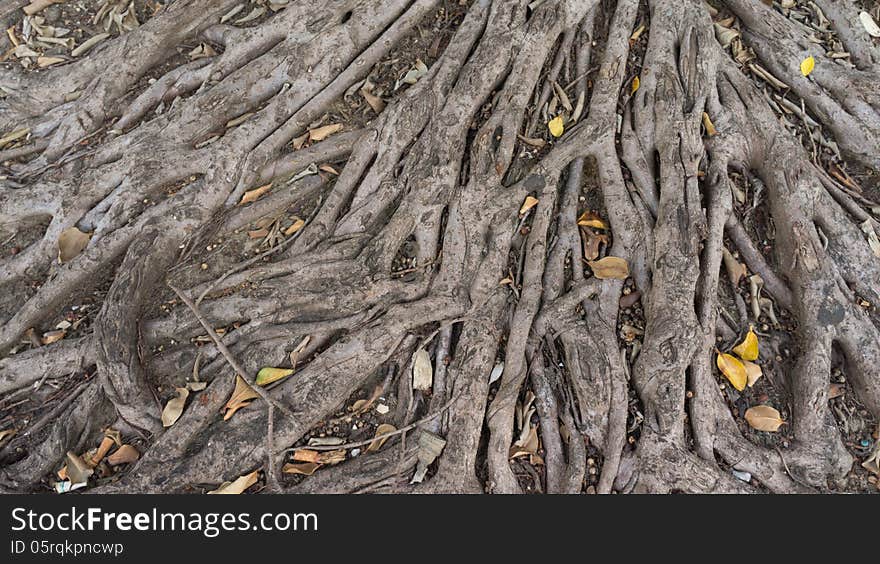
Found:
[1,0,878,494]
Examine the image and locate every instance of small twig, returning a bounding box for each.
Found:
[287,393,459,453]
[168,283,296,419]
[265,403,281,492]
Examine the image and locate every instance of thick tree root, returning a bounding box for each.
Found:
[1,0,878,493]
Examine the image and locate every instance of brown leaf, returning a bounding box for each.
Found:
[41,329,66,345]
[208,469,259,494]
[223,375,260,420]
[58,227,91,263]
[239,183,272,205]
[37,56,65,67]
[87,436,115,466]
[581,229,608,261]
[308,123,343,142]
[65,451,93,485]
[587,256,629,279]
[516,134,546,148]
[107,444,140,465]
[161,387,189,427]
[292,131,310,150]
[828,383,845,400]
[247,227,270,239]
[318,164,339,175]
[360,88,385,114]
[282,462,320,475]
[743,359,763,387]
[366,424,396,453]
[292,449,321,463]
[744,405,785,432]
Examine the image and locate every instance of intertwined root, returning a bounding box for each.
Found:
[0,0,878,494]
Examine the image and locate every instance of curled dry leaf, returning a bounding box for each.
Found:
[547,115,564,137]
[577,210,609,230]
[360,87,385,114]
[800,55,815,77]
[366,424,396,452]
[223,374,260,420]
[208,469,259,494]
[587,256,629,279]
[239,183,271,205]
[732,326,759,361]
[631,76,640,94]
[742,359,762,387]
[412,347,433,391]
[0,428,16,443]
[107,444,140,465]
[411,430,446,484]
[717,352,747,391]
[744,405,785,432]
[255,366,294,386]
[308,123,342,142]
[161,387,189,427]
[519,195,539,215]
[58,226,91,263]
[581,229,608,261]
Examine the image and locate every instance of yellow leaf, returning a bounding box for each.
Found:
[255,366,294,386]
[744,405,785,432]
[223,375,259,420]
[732,326,759,361]
[631,76,640,95]
[743,359,763,387]
[702,112,717,137]
[208,470,259,494]
[587,256,629,280]
[366,424,397,453]
[716,353,747,391]
[284,218,305,236]
[58,227,91,263]
[547,115,564,138]
[519,196,539,215]
[577,210,609,230]
[161,387,189,427]
[239,183,272,205]
[800,55,815,77]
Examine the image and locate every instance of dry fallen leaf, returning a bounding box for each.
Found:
[717,352,747,391]
[412,348,433,391]
[239,183,272,205]
[208,470,259,494]
[828,382,846,400]
[58,226,91,263]
[581,229,608,261]
[742,359,763,387]
[0,428,16,443]
[366,424,396,453]
[587,256,629,280]
[860,11,880,38]
[161,387,189,427]
[800,55,815,77]
[859,219,880,259]
[223,375,260,420]
[65,451,93,485]
[282,462,320,475]
[548,115,564,137]
[360,86,385,114]
[284,218,305,236]
[631,76,640,95]
[309,123,343,142]
[519,195,539,215]
[702,112,717,136]
[744,405,785,432]
[107,444,140,465]
[577,210,609,230]
[733,326,759,361]
[255,367,294,387]
[41,329,66,345]
[411,430,446,484]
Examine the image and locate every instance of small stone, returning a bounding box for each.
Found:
[200,263,208,270]
[375,404,390,415]
[627,436,636,444]
[686,390,694,399]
